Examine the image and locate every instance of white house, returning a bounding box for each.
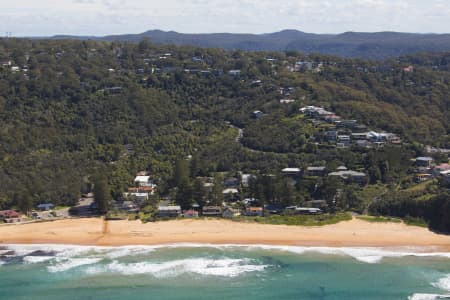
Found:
[134,176,151,186]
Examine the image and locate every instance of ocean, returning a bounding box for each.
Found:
[0,244,449,300]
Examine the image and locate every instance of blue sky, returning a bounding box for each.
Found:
[1,0,450,36]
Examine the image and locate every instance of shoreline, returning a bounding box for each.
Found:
[1,217,449,251]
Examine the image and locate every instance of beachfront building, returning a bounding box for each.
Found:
[244,207,263,217]
[183,209,199,218]
[285,206,323,215]
[157,206,181,218]
[202,206,223,216]
[0,210,21,223]
[222,207,240,218]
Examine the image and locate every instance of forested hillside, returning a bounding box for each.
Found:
[52,30,450,59]
[0,38,449,231]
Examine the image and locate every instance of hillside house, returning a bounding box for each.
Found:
[282,168,301,177]
[414,173,432,183]
[252,110,264,118]
[416,157,434,168]
[228,70,241,76]
[440,170,450,185]
[134,175,152,187]
[433,163,450,177]
[328,170,366,184]
[224,177,240,187]
[306,166,326,177]
[240,174,255,187]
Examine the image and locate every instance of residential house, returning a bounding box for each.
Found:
[222,207,240,218]
[282,168,301,177]
[306,200,328,209]
[433,163,450,177]
[134,175,152,186]
[183,209,199,218]
[128,186,155,195]
[351,132,369,141]
[202,206,223,216]
[224,177,240,187]
[264,204,285,215]
[325,130,338,142]
[336,119,357,129]
[243,198,258,205]
[0,210,20,222]
[36,203,54,211]
[296,207,323,215]
[240,174,255,188]
[245,207,263,217]
[222,188,240,201]
[252,110,264,118]
[123,192,149,203]
[403,65,414,73]
[328,170,367,184]
[285,206,323,215]
[440,170,450,185]
[306,166,326,177]
[157,206,181,218]
[416,157,434,168]
[228,70,241,76]
[414,173,432,183]
[337,135,351,147]
[120,201,138,212]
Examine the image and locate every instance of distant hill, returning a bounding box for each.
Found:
[51,29,450,59]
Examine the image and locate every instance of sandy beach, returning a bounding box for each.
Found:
[0,217,449,250]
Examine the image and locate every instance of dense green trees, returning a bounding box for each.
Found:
[93,176,111,214]
[0,38,448,228]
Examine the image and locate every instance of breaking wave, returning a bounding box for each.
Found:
[433,274,450,291]
[2,243,450,267]
[47,258,102,273]
[85,258,267,278]
[408,294,450,300]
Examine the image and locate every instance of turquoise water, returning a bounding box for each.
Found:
[0,244,449,300]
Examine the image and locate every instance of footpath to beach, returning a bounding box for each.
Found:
[0,217,449,250]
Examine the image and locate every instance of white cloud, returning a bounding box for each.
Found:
[0,0,449,36]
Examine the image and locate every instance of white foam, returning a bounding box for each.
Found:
[408,294,450,300]
[47,258,102,273]
[23,256,54,264]
[433,275,450,291]
[86,258,267,278]
[2,244,450,265]
[236,245,450,264]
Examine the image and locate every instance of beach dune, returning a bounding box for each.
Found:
[0,218,449,250]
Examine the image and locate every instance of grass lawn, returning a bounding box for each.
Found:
[233,213,352,226]
[356,215,402,223]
